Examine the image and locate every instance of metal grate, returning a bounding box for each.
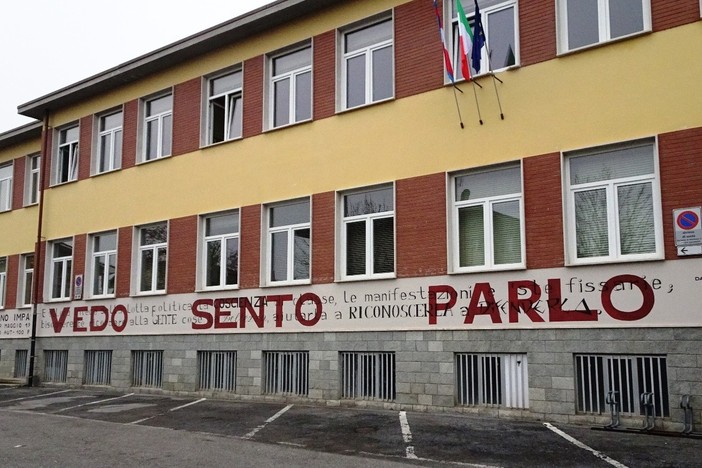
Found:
[198,351,237,392]
[131,350,163,388]
[83,350,112,385]
[263,351,309,396]
[575,354,669,417]
[44,350,69,383]
[340,352,396,401]
[13,350,28,378]
[456,353,529,408]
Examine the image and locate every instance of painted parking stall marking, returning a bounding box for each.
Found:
[242,404,293,440]
[543,422,628,468]
[398,411,418,460]
[54,392,135,413]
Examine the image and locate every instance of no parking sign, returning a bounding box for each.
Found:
[673,207,702,247]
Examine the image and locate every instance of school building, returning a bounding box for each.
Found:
[0,0,701,431]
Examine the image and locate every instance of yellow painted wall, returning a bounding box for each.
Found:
[38,20,702,240]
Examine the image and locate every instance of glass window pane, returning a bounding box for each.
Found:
[493,200,521,265]
[345,187,393,216]
[618,183,655,255]
[52,263,64,298]
[145,120,159,160]
[210,96,226,143]
[100,135,112,172]
[206,213,238,236]
[107,254,116,294]
[211,72,241,96]
[567,0,599,49]
[114,130,123,167]
[102,112,122,131]
[271,231,288,282]
[157,247,167,290]
[141,225,167,245]
[346,19,392,52]
[569,142,654,185]
[61,126,79,143]
[95,232,116,252]
[274,78,291,128]
[372,45,393,102]
[54,241,72,258]
[609,0,644,39]
[575,189,609,258]
[140,250,153,291]
[487,7,516,69]
[458,205,485,267]
[455,166,521,201]
[295,71,312,122]
[228,94,243,139]
[64,260,72,298]
[161,115,172,156]
[206,240,221,287]
[93,257,105,296]
[294,228,311,280]
[147,95,172,116]
[346,221,366,276]
[273,48,311,75]
[373,217,394,274]
[346,55,366,108]
[270,200,310,227]
[225,237,239,285]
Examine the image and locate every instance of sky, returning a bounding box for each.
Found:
[0,0,271,133]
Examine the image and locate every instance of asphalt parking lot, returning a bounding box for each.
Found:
[0,386,700,467]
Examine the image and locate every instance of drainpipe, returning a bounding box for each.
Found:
[27,110,50,387]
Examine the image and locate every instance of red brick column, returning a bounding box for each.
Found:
[312,191,336,283]
[240,205,262,289]
[167,216,198,294]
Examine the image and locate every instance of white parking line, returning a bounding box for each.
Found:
[242,404,293,440]
[128,397,205,425]
[169,398,206,412]
[398,411,418,459]
[0,389,71,403]
[54,393,135,413]
[543,422,629,468]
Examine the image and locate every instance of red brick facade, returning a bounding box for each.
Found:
[312,191,336,284]
[121,100,138,169]
[172,79,201,156]
[519,0,557,66]
[72,234,87,281]
[167,216,198,294]
[396,173,448,278]
[313,31,337,120]
[239,205,262,289]
[78,116,92,180]
[11,156,25,210]
[116,227,133,298]
[4,254,19,309]
[243,56,264,139]
[652,0,701,32]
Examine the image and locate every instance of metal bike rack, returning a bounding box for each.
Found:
[680,394,694,434]
[605,390,620,428]
[641,392,656,430]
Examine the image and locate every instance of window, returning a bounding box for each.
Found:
[565,139,662,264]
[263,351,309,396]
[340,352,396,401]
[451,164,524,272]
[131,350,163,388]
[49,239,73,301]
[456,353,529,408]
[575,354,669,417]
[266,199,310,285]
[142,94,172,161]
[341,15,393,110]
[96,111,122,173]
[206,70,243,144]
[137,223,167,294]
[0,256,6,309]
[90,231,117,298]
[201,212,238,290]
[24,154,40,206]
[341,186,395,280]
[44,350,69,383]
[557,0,651,53]
[54,125,79,184]
[451,0,519,78]
[84,350,112,385]
[19,254,33,308]
[198,351,237,392]
[0,162,12,212]
[14,349,28,378]
[268,46,312,129]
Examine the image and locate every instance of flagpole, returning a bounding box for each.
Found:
[471,81,483,125]
[452,85,465,129]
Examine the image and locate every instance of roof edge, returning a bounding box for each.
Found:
[0,121,43,151]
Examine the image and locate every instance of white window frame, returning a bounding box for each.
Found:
[0,256,6,309]
[267,44,312,130]
[557,0,652,54]
[450,164,525,273]
[19,253,34,308]
[339,13,394,111]
[204,68,243,145]
[141,93,172,162]
[0,162,12,212]
[89,231,117,299]
[564,138,663,265]
[48,238,73,302]
[136,223,168,295]
[450,0,520,79]
[53,124,79,185]
[95,109,123,174]
[200,211,239,291]
[24,154,40,206]
[264,198,311,286]
[339,185,395,281]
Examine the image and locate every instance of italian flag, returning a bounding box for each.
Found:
[455,0,473,80]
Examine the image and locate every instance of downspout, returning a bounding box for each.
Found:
[27,110,50,387]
